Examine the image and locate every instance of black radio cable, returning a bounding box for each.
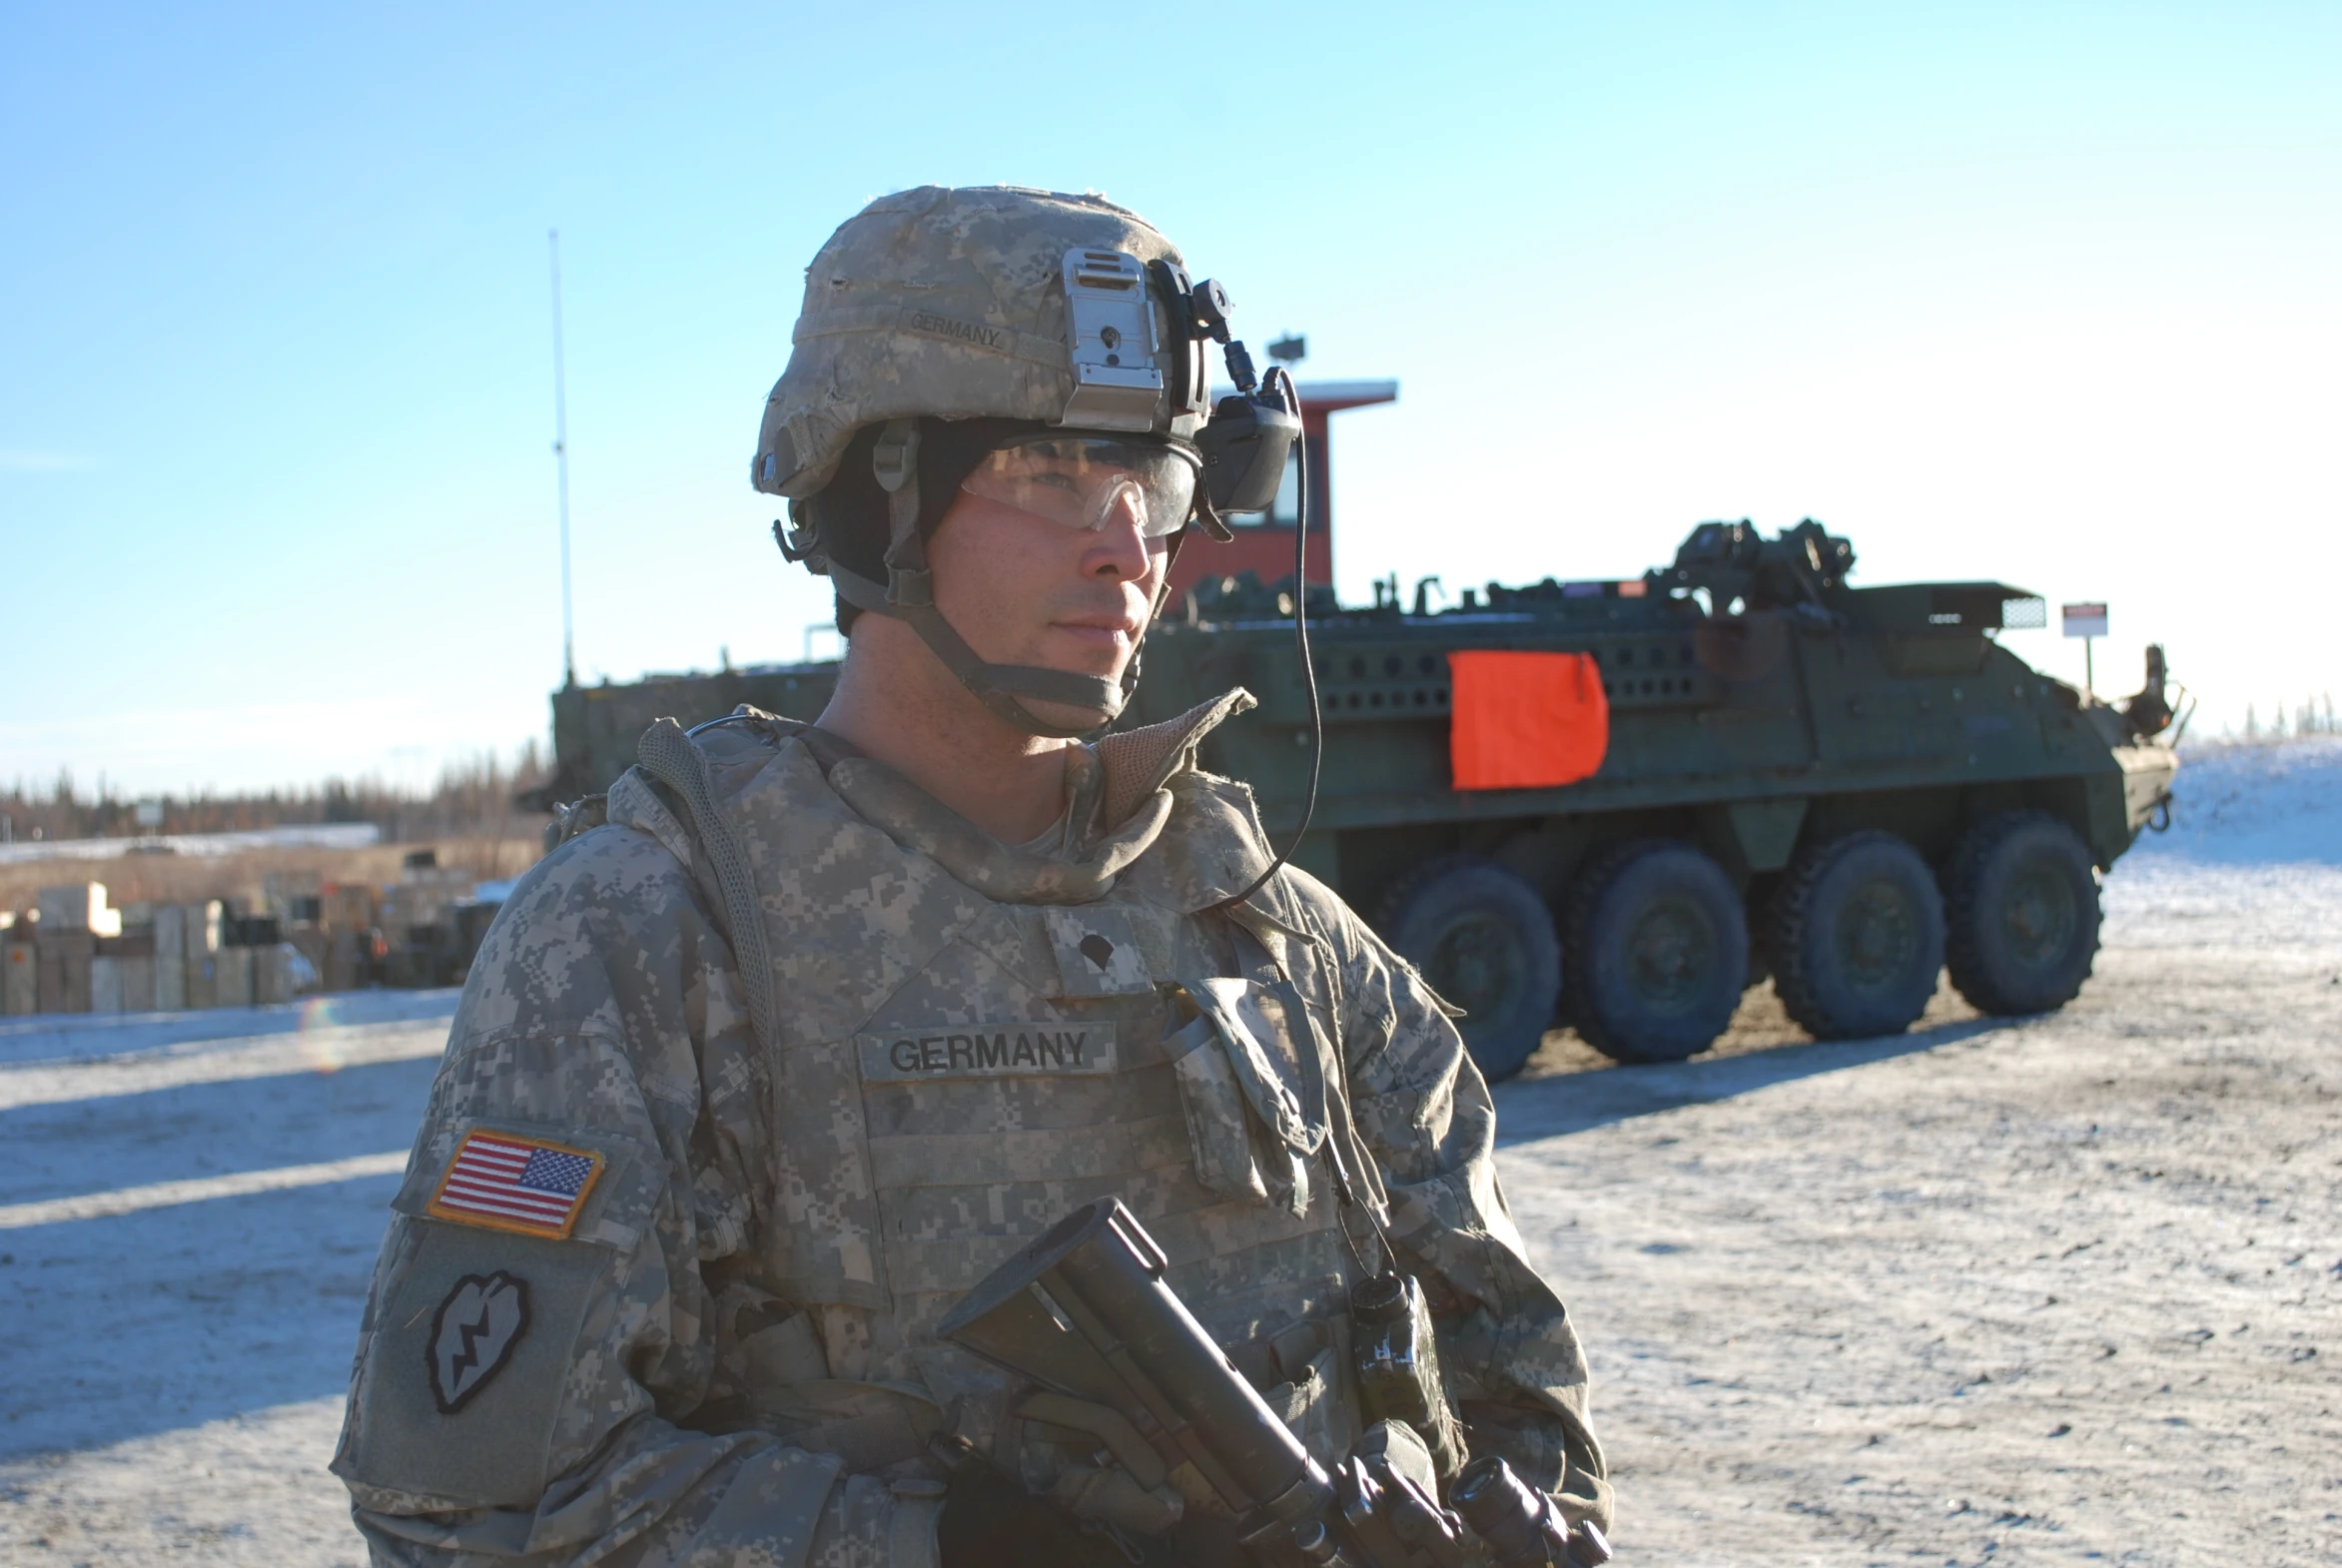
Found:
[1221,366,1322,911]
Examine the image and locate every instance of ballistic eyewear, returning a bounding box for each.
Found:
[960,435,1199,539]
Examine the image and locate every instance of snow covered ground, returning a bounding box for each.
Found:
[2098,735,2342,968]
[0,992,455,1565]
[1506,740,2342,1566]
[0,823,384,868]
[1,739,2334,1565]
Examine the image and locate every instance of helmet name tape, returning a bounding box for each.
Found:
[905,310,1011,352]
[1059,249,1165,431]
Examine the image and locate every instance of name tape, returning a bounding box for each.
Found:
[906,310,1009,353]
[856,1023,1117,1083]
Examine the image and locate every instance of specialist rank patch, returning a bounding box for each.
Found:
[856,1023,1118,1083]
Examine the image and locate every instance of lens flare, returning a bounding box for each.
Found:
[298,995,349,1073]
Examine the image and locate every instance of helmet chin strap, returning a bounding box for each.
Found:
[830,419,1141,743]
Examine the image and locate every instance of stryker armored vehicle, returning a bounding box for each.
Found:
[530,518,2178,1082]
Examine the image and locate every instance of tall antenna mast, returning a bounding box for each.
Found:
[548,228,576,685]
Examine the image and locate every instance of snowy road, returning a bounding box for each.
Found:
[1,741,2334,1566]
[0,993,454,1566]
[1511,902,2342,1567]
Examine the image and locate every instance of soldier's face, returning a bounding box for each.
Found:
[928,478,1170,730]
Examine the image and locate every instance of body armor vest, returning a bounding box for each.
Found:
[617,701,1389,1495]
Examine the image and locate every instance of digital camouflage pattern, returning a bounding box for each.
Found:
[335,693,1609,1566]
[750,186,1205,501]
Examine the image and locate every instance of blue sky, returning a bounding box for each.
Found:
[6,2,2337,793]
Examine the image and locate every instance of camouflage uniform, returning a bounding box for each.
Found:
[334,693,1610,1565]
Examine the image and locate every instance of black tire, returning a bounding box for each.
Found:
[1944,811,2100,1015]
[1767,831,1946,1041]
[1377,855,1561,1084]
[1561,839,1749,1064]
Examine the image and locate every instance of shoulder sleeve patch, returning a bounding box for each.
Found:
[425,1129,606,1240]
[428,1270,530,1412]
[345,1218,610,1507]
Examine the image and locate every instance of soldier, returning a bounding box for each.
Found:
[334,185,1611,1566]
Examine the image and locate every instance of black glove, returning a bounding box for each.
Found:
[937,1458,1177,1568]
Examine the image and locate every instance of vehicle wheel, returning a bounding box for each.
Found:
[1767,831,1946,1040]
[1944,811,2100,1015]
[1377,856,1561,1084]
[1561,840,1749,1064]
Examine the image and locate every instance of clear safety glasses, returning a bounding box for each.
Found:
[959,435,1199,539]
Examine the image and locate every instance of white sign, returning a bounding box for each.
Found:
[2061,601,2108,639]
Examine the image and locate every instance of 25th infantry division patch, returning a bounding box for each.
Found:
[428,1270,529,1412]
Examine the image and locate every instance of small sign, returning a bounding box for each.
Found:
[2061,602,2108,639]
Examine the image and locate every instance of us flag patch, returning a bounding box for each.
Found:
[426,1131,604,1239]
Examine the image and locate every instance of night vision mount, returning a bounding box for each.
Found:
[1146,260,1303,539]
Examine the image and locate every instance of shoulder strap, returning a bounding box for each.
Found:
[634,717,779,1056]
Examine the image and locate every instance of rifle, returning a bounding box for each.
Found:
[937,1198,1610,1568]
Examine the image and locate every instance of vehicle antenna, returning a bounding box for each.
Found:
[549,228,576,686]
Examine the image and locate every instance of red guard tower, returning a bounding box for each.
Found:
[1167,379,1397,602]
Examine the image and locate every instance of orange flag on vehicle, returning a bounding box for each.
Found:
[1448,650,1610,791]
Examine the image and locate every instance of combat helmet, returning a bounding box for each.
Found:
[752,184,1294,739]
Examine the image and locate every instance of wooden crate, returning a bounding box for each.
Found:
[37,883,121,937]
[1,944,34,1017]
[213,947,255,1009]
[37,931,97,1014]
[254,944,296,1006]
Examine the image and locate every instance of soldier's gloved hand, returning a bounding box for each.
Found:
[1048,1461,1185,1536]
[937,1458,1173,1568]
[1452,1452,1613,1568]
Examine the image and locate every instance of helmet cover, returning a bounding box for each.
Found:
[752,185,1206,500]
